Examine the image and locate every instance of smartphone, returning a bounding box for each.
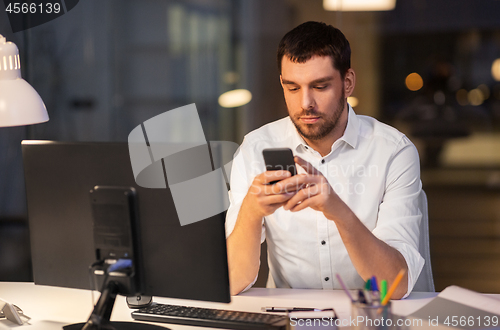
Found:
[262,148,297,182]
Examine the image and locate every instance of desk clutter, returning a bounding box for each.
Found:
[337,269,406,306]
[0,299,30,325]
[2,282,500,329]
[338,271,405,330]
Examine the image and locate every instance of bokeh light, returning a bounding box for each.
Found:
[478,84,490,100]
[405,73,424,91]
[468,89,484,106]
[492,59,500,81]
[347,96,359,107]
[218,89,252,108]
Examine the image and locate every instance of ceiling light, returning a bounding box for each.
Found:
[218,89,252,108]
[323,0,396,11]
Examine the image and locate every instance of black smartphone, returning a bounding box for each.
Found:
[262,148,297,178]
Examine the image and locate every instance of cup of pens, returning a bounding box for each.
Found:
[337,270,406,330]
[352,300,392,330]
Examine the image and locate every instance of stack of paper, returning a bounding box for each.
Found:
[410,286,500,329]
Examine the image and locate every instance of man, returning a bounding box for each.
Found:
[225,21,424,299]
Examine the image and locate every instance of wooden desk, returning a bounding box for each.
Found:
[0,282,447,330]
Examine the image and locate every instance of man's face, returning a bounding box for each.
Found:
[280,55,347,141]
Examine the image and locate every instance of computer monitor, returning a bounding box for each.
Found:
[21,141,231,329]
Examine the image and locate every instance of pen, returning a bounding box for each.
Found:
[335,273,355,302]
[369,276,380,303]
[262,307,321,312]
[370,276,379,292]
[380,280,388,301]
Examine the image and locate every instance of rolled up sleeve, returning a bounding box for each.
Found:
[372,136,425,298]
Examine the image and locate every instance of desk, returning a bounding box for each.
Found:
[0,282,458,330]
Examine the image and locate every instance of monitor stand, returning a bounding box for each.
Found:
[63,281,166,330]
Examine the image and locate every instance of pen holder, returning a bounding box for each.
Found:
[351,302,393,330]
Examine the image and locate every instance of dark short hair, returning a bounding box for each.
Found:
[277,21,351,78]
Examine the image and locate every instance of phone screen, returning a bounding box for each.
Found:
[262,148,297,177]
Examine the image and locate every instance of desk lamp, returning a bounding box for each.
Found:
[0,34,48,325]
[0,34,48,127]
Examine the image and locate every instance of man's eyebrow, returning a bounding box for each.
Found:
[309,76,334,84]
[281,79,298,85]
[281,76,334,85]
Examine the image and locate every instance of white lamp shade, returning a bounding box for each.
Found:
[0,34,49,127]
[0,78,49,127]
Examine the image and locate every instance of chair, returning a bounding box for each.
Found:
[412,190,435,292]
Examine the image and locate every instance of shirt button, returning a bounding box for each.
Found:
[321,159,325,164]
[325,277,330,281]
[321,240,326,245]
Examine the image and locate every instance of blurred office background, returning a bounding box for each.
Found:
[1,0,500,293]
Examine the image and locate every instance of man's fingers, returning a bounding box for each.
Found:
[276,174,320,192]
[256,170,291,185]
[283,186,321,210]
[289,198,312,212]
[294,156,322,176]
[264,192,295,204]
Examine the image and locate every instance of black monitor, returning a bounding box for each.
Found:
[21,141,230,329]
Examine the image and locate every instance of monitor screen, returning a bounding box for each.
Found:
[21,141,230,304]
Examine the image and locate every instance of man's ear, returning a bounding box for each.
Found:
[344,69,356,97]
[280,75,284,89]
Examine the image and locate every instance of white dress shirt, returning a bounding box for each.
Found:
[225,106,425,297]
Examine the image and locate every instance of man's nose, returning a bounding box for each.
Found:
[301,89,315,110]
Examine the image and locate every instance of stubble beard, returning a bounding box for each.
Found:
[290,88,346,141]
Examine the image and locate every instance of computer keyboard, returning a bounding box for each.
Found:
[131,303,288,330]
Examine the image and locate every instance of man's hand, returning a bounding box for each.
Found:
[242,170,297,219]
[281,156,343,221]
[226,169,296,295]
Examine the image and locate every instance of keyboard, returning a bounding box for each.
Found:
[131,303,288,330]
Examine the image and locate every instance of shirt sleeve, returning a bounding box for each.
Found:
[224,141,250,237]
[225,140,266,242]
[372,135,425,298]
[224,140,266,293]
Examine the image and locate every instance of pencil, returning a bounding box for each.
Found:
[335,273,355,302]
[380,269,406,306]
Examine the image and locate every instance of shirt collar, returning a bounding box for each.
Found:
[288,104,360,152]
[288,120,308,153]
[340,104,359,149]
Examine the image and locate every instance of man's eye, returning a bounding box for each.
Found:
[315,85,327,90]
[288,87,299,92]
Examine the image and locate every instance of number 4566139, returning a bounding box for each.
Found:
[5,2,61,14]
[443,315,498,327]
